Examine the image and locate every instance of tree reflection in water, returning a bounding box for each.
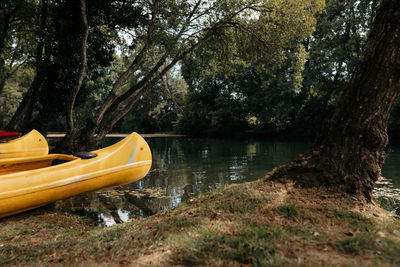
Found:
[51,137,311,226]
[53,137,400,225]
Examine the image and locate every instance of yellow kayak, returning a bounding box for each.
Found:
[0,129,48,159]
[0,132,152,218]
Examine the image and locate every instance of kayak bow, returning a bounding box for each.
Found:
[0,130,48,159]
[0,132,152,218]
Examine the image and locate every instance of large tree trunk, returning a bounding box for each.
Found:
[52,0,88,153]
[270,0,400,202]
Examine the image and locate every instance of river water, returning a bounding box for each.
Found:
[52,137,400,226]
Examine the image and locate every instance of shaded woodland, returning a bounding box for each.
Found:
[0,0,383,145]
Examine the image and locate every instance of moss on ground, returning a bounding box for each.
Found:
[1,178,400,266]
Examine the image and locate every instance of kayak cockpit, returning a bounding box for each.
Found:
[0,154,79,175]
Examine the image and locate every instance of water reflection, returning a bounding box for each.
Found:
[53,137,310,226]
[52,137,400,226]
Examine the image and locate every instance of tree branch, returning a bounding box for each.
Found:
[89,0,160,129]
[161,74,186,117]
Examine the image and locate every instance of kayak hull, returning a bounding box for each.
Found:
[0,132,151,218]
[0,130,48,159]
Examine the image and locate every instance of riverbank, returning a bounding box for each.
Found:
[1,174,400,266]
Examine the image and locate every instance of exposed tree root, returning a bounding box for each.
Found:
[268,152,374,204]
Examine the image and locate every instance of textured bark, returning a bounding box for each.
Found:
[270,0,400,201]
[66,0,88,132]
[53,0,88,153]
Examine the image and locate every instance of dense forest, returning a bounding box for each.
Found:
[1,0,396,150]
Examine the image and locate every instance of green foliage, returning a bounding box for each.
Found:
[119,71,188,133]
[1,0,387,142]
[174,73,250,136]
[0,0,37,89]
[296,0,378,135]
[177,0,325,137]
[0,66,34,126]
[176,0,380,138]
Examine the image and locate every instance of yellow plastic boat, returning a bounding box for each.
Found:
[0,129,48,159]
[0,132,152,218]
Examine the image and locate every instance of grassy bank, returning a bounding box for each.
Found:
[1,176,400,266]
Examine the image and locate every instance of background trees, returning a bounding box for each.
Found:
[3,0,399,158]
[0,0,39,125]
[271,0,400,201]
[176,0,379,138]
[1,0,325,152]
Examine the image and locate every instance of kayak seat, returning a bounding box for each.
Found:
[51,159,71,166]
[74,152,97,159]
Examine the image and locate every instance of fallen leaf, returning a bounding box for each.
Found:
[344,231,354,236]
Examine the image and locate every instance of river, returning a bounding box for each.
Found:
[51,136,400,226]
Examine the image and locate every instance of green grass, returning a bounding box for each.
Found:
[336,232,400,265]
[334,209,375,231]
[277,204,298,219]
[168,222,282,266]
[336,234,375,254]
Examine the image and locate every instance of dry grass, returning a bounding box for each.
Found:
[1,177,400,266]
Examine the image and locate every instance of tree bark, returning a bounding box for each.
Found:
[270,0,400,202]
[53,0,88,153]
[66,0,88,133]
